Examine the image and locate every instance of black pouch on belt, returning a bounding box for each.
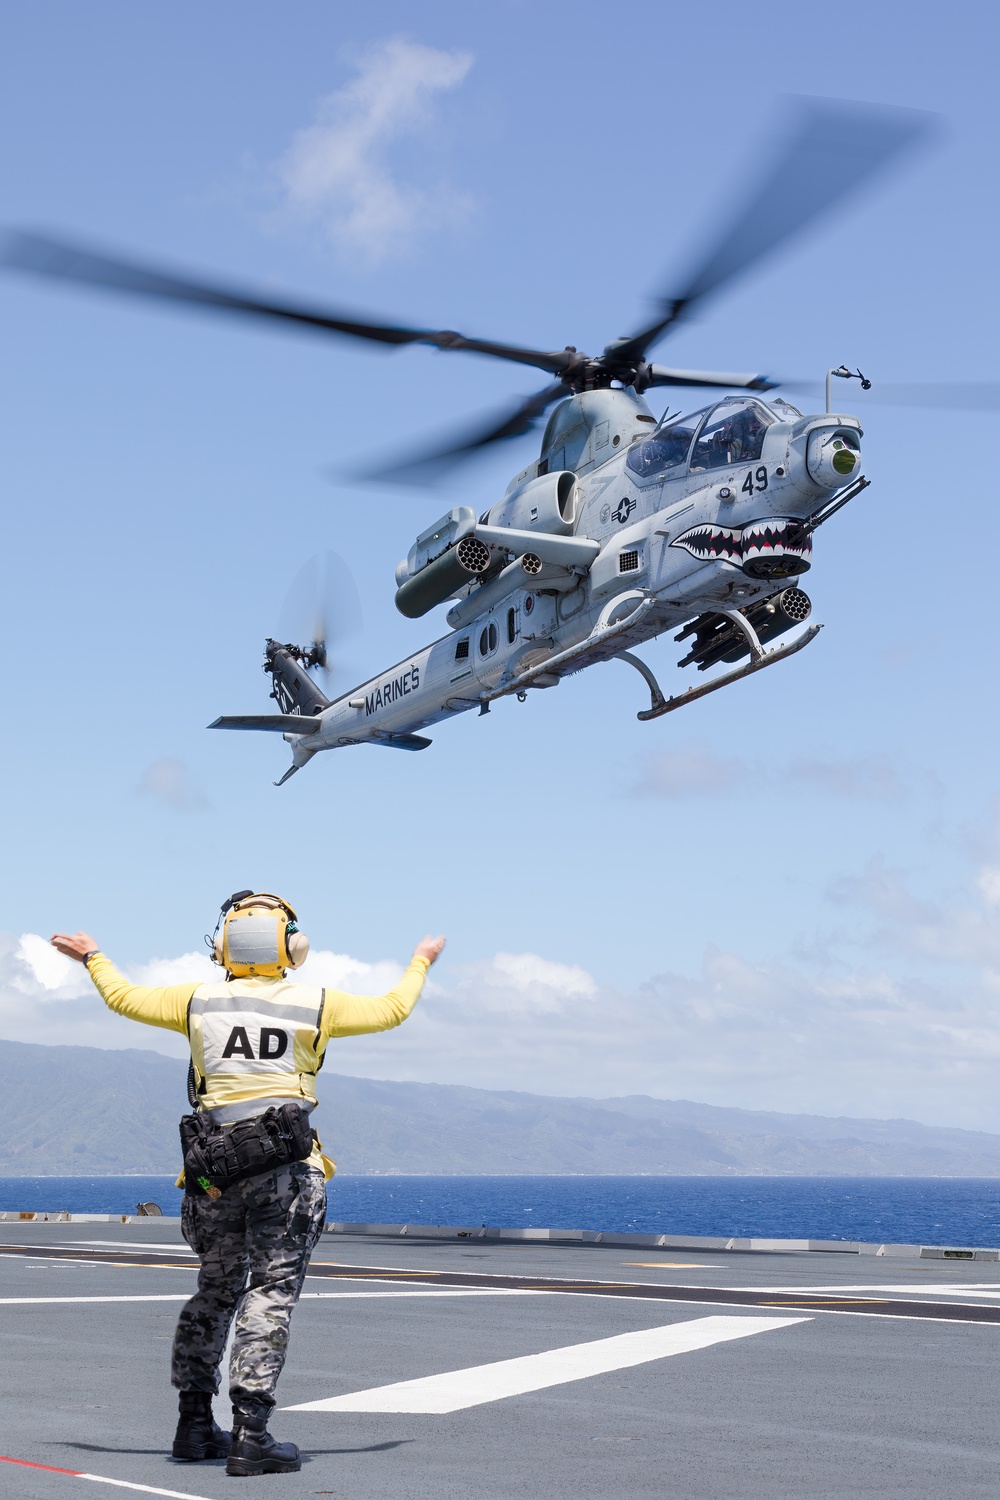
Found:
[180,1103,315,1197]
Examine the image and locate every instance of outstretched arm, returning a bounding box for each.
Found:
[50,931,196,1035]
[321,935,446,1038]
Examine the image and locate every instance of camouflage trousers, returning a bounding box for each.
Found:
[172,1160,326,1406]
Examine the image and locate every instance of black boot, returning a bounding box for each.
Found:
[171,1390,231,1461]
[226,1397,301,1477]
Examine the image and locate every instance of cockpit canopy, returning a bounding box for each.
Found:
[626,398,794,482]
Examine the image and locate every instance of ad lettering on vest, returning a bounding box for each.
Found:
[203,1013,297,1072]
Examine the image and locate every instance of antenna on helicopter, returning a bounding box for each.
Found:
[826,365,873,412]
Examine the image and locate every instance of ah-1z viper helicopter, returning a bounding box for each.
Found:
[3,99,962,784]
[246,379,864,782]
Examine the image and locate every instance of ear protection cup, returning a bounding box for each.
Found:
[286,930,309,968]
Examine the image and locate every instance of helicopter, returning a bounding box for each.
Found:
[2,98,984,785]
[230,381,866,781]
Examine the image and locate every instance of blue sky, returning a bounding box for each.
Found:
[2,0,1000,1128]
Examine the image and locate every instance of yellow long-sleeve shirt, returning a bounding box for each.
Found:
[87,953,429,1040]
[86,952,429,1180]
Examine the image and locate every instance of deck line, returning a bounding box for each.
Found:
[0,1453,215,1499]
[0,1288,539,1305]
[285,1314,809,1413]
[6,1244,1000,1325]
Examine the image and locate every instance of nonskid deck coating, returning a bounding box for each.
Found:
[5,1221,1000,1498]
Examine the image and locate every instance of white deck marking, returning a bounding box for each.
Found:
[70,1240,197,1254]
[0,1296,192,1305]
[0,1288,540,1306]
[77,1477,215,1498]
[285,1313,808,1414]
[0,1455,217,1500]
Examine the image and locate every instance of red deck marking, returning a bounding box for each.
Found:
[0,1454,83,1474]
[0,1453,217,1497]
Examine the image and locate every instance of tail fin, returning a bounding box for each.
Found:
[264,639,331,717]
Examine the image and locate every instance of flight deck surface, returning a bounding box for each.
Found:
[4,1220,1000,1499]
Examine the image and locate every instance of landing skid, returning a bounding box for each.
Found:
[619,617,823,721]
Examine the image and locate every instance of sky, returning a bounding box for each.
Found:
[2,0,1000,1130]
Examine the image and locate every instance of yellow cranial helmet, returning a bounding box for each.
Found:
[213,891,309,977]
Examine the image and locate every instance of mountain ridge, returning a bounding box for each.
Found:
[3,1038,1000,1176]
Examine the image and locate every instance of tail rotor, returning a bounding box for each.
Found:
[272,550,363,697]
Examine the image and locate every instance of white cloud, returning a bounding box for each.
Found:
[443,951,597,1017]
[0,937,196,1055]
[830,856,1000,969]
[786,753,906,801]
[632,745,929,803]
[631,747,750,798]
[298,948,404,996]
[133,951,217,988]
[0,938,405,1056]
[138,758,209,813]
[275,37,474,261]
[9,844,1000,1130]
[13,934,92,999]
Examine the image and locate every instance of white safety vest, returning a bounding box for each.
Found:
[187,977,328,1123]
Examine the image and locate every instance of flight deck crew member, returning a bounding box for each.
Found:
[51,893,445,1479]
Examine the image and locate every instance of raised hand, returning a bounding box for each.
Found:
[50,931,99,963]
[413,935,446,966]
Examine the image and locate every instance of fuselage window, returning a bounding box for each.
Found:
[689,400,776,472]
[507,607,518,644]
[479,621,499,658]
[625,409,708,481]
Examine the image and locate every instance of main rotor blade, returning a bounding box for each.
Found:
[644,365,774,391]
[778,379,1000,411]
[619,97,938,361]
[0,230,573,375]
[363,381,571,486]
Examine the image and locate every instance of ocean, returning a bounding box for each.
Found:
[4,1175,1000,1246]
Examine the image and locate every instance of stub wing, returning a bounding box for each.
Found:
[208,714,323,734]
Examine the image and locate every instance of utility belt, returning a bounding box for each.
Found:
[179,1101,316,1199]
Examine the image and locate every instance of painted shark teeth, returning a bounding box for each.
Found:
[671,517,812,578]
[670,524,743,563]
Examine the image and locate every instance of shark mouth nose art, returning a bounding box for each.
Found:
[672,518,812,579]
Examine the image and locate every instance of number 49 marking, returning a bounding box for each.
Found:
[741,466,768,495]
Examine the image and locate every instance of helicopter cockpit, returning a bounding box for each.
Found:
[626,397,795,483]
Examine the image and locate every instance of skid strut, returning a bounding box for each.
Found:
[618,620,823,721]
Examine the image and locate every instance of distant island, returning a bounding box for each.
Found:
[3,1037,1000,1177]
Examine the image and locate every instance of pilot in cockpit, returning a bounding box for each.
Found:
[716,405,770,464]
